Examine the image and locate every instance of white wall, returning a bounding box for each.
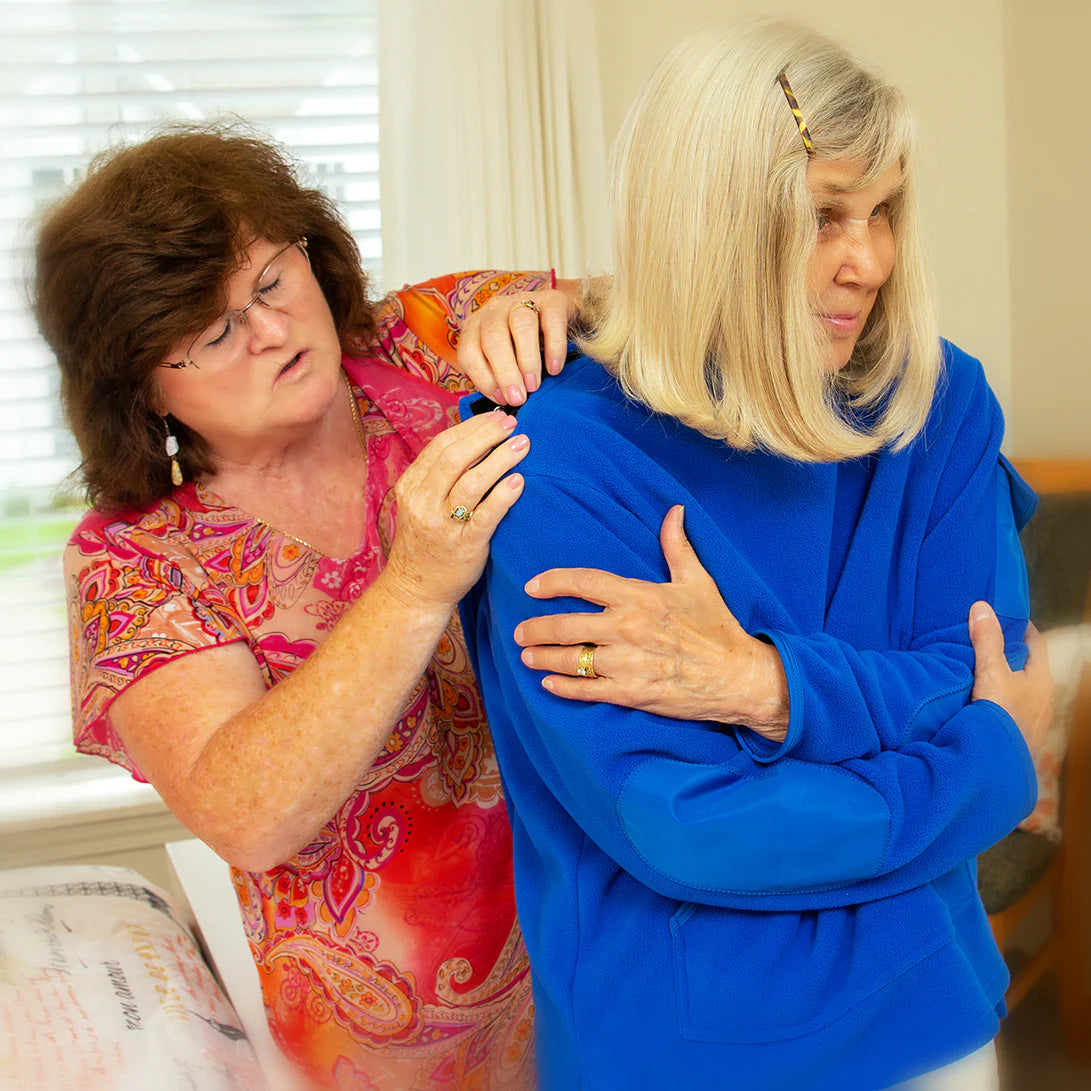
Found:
[592,0,1016,424]
[1003,0,1091,456]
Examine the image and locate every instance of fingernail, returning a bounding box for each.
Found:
[546,356,561,375]
[542,677,556,691]
[514,624,525,643]
[505,473,524,490]
[506,384,525,406]
[525,576,540,593]
[495,412,517,430]
[509,434,529,451]
[524,372,540,393]
[970,603,992,624]
[491,387,507,406]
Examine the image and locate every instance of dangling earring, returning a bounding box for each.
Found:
[163,417,183,486]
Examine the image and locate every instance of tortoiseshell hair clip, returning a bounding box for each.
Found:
[776,70,816,156]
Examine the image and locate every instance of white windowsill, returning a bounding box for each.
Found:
[0,762,189,869]
[0,762,160,826]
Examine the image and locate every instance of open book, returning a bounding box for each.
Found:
[0,863,267,1090]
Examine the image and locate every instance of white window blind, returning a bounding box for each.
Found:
[0,0,380,775]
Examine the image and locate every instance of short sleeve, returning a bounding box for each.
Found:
[367,270,552,391]
[65,513,249,781]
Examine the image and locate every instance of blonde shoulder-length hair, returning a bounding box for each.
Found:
[581,20,941,461]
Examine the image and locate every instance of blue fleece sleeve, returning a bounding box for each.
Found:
[472,473,1038,911]
[740,458,1033,766]
[734,357,1037,769]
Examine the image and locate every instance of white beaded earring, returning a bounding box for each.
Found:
[163,417,183,486]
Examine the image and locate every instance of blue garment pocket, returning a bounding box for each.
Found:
[669,886,955,1044]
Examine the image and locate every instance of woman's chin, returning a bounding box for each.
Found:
[820,332,863,373]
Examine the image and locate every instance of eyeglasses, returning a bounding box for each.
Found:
[161,237,310,372]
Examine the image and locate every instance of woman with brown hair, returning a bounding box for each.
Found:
[33,123,578,1089]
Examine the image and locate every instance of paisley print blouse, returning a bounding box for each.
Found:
[64,271,549,1089]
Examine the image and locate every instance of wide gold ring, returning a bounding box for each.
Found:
[576,644,597,679]
[449,505,473,523]
[514,298,541,316]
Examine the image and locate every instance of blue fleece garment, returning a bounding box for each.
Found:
[459,341,1039,1091]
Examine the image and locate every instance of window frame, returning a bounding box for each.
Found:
[0,1,382,827]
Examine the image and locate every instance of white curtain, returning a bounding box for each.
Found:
[378,0,610,289]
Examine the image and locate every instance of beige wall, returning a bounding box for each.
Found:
[592,0,1090,455]
[1004,0,1091,456]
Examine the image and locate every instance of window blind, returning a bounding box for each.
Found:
[0,0,380,772]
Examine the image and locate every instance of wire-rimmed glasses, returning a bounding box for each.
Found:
[161,237,310,372]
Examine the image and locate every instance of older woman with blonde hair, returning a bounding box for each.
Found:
[462,20,1051,1091]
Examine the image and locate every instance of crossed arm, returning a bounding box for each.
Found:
[465,461,1050,913]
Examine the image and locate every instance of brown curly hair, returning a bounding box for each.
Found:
[33,122,376,511]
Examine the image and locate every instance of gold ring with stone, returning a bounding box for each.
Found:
[449,505,473,522]
[514,298,541,315]
[576,644,597,679]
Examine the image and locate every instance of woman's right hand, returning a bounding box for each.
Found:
[969,601,1053,757]
[456,285,579,406]
[382,410,529,611]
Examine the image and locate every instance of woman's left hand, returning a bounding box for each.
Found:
[514,505,790,739]
[457,283,582,406]
[968,601,1054,758]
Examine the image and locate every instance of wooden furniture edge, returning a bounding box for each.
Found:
[1011,458,1091,494]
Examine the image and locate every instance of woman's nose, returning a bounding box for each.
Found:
[833,220,886,287]
[243,300,289,351]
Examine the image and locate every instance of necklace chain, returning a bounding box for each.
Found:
[253,375,366,557]
[347,372,367,450]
